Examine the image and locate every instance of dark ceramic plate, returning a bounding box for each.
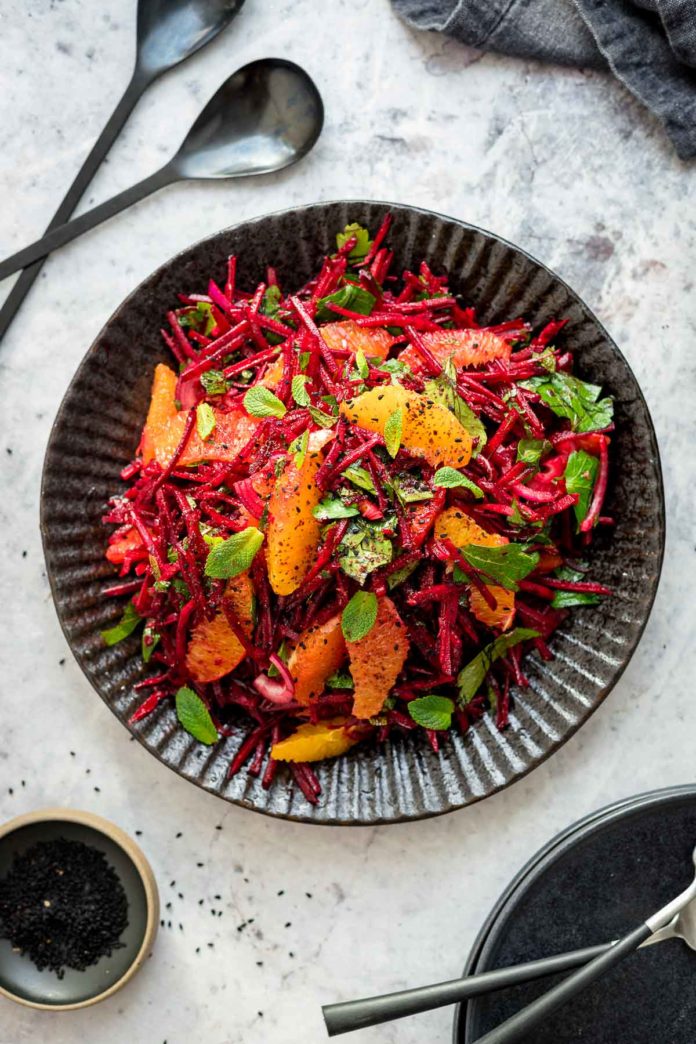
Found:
[40,200,664,825]
[456,786,696,1043]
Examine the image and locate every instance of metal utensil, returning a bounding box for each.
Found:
[473,843,696,1043]
[323,864,696,1037]
[0,59,323,282]
[0,0,245,342]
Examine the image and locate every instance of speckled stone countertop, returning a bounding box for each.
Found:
[0,2,694,1042]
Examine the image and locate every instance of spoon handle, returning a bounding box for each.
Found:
[472,923,651,1044]
[0,162,175,281]
[0,72,148,341]
[322,942,610,1036]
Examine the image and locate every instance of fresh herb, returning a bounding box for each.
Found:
[521,373,613,433]
[432,467,483,498]
[243,386,287,419]
[336,222,372,261]
[179,301,216,335]
[564,450,599,527]
[393,474,433,504]
[326,670,354,690]
[141,626,160,663]
[313,496,360,521]
[516,438,550,466]
[378,358,410,376]
[355,349,369,379]
[200,369,229,396]
[291,375,311,407]
[288,428,309,469]
[315,284,376,322]
[408,694,455,730]
[308,405,337,428]
[100,602,142,646]
[387,559,419,590]
[343,466,376,493]
[424,373,487,454]
[551,565,603,608]
[204,527,264,579]
[196,402,216,441]
[260,284,282,319]
[338,518,393,584]
[457,628,539,704]
[298,350,311,371]
[267,640,289,677]
[460,543,539,591]
[384,407,403,458]
[341,590,379,642]
[175,686,219,745]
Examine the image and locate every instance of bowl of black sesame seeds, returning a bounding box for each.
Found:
[0,808,158,1010]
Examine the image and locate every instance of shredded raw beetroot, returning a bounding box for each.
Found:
[101,217,613,805]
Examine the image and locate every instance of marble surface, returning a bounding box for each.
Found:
[0,1,695,1041]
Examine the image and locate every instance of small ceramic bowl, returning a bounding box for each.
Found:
[0,808,158,1010]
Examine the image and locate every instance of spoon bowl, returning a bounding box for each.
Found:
[172,58,324,179]
[136,0,246,80]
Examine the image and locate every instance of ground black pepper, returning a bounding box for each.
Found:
[0,838,128,978]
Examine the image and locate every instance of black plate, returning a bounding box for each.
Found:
[456,786,696,1043]
[40,200,665,824]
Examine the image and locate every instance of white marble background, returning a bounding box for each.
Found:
[0,1,695,1042]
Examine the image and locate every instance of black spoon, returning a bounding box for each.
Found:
[0,0,246,342]
[0,59,323,282]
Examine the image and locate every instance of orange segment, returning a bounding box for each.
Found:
[434,508,511,630]
[469,585,515,631]
[266,449,324,595]
[271,718,360,762]
[434,507,508,550]
[339,384,472,469]
[287,614,347,705]
[105,527,143,564]
[320,321,397,360]
[399,329,512,373]
[258,356,285,389]
[349,596,409,719]
[185,573,255,684]
[140,364,259,468]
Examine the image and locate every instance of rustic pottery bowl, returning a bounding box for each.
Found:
[40,200,664,825]
[0,808,158,1010]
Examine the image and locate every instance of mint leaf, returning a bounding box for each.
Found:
[457,628,539,704]
[313,496,360,521]
[204,526,264,579]
[175,686,219,745]
[101,602,142,646]
[291,374,311,407]
[308,405,337,428]
[424,374,487,454]
[196,402,216,441]
[462,543,539,591]
[326,670,354,689]
[288,428,309,469]
[200,369,229,396]
[179,301,216,335]
[338,518,393,584]
[393,474,433,504]
[384,407,403,458]
[260,284,282,319]
[432,467,483,498]
[243,386,287,419]
[516,438,550,466]
[378,358,410,376]
[355,349,369,379]
[298,350,311,371]
[342,590,379,642]
[408,694,455,730]
[142,625,160,663]
[564,450,599,527]
[315,284,376,322]
[387,559,418,590]
[521,373,613,433]
[343,466,376,493]
[551,565,602,608]
[336,222,372,261]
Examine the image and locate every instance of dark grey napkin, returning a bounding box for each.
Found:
[392,0,696,159]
